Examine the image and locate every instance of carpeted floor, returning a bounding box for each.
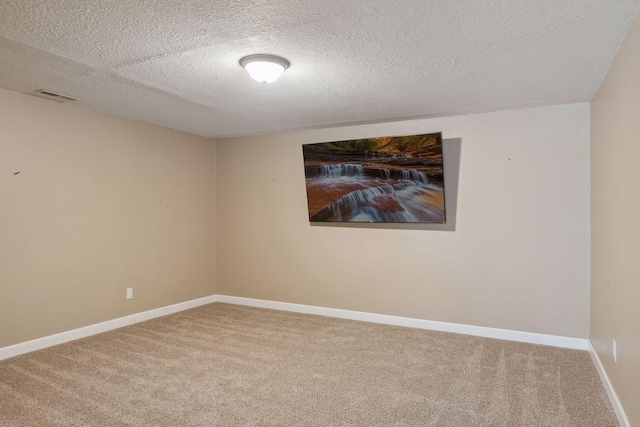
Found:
[0,303,617,426]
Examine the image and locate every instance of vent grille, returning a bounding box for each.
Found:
[35,89,80,102]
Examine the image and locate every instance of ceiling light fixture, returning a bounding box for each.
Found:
[239,54,290,83]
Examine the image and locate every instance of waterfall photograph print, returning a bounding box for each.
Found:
[302,132,445,223]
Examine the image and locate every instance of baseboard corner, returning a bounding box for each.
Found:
[587,340,630,427]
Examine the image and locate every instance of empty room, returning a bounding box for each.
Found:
[1,1,639,426]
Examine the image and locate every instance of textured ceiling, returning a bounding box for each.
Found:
[0,1,638,138]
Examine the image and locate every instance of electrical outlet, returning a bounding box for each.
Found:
[126,288,133,300]
[612,339,617,362]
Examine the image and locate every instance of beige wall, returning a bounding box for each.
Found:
[590,11,640,427]
[0,88,217,348]
[217,103,591,338]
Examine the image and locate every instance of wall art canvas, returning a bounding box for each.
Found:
[302,132,445,223]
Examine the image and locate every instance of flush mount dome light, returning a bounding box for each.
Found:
[239,54,290,83]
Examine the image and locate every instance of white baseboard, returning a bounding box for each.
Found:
[588,341,630,427]
[0,295,217,361]
[213,295,588,350]
[4,293,620,421]
[0,293,589,361]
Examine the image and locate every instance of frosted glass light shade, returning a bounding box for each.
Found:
[240,54,290,83]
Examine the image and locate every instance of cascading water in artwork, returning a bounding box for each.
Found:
[302,132,445,223]
[308,164,443,222]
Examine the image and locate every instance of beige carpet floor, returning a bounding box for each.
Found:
[0,303,617,426]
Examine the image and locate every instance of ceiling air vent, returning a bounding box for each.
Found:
[34,89,80,102]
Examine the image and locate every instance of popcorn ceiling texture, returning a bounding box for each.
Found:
[0,0,638,137]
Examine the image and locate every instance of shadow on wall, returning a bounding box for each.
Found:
[310,138,462,231]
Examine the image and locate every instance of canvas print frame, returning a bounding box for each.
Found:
[302,132,446,223]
